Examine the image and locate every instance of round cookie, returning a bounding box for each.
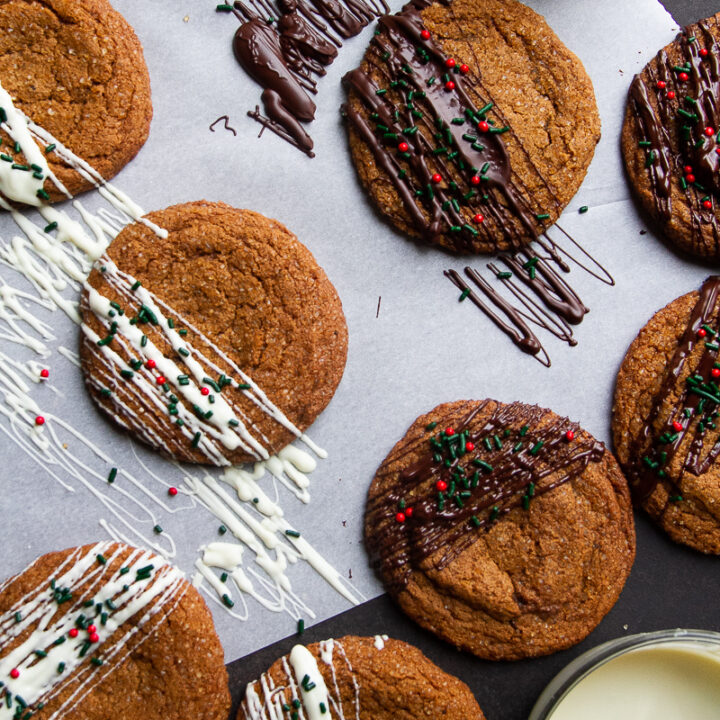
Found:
[0,541,230,720]
[79,200,348,466]
[238,635,485,719]
[612,276,720,553]
[0,0,153,202]
[343,0,600,254]
[365,399,635,660]
[621,15,720,259]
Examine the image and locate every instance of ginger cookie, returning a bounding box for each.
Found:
[0,541,230,720]
[342,0,600,254]
[79,200,348,466]
[622,14,720,259]
[0,0,153,203]
[612,276,720,553]
[238,635,485,719]
[365,399,635,660]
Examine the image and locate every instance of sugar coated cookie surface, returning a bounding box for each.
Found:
[238,635,486,719]
[79,200,348,465]
[613,276,720,553]
[365,399,635,660]
[0,541,230,720]
[343,0,600,254]
[0,0,153,201]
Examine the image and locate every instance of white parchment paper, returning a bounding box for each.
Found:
[0,0,691,663]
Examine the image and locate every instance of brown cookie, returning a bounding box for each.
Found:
[612,276,720,553]
[0,0,153,201]
[79,200,348,465]
[237,635,485,719]
[343,0,600,254]
[0,541,230,720]
[365,399,635,660]
[621,15,720,259]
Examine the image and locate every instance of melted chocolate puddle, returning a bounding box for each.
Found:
[220,0,388,156]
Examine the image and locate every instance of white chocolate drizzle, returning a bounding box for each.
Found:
[0,542,186,720]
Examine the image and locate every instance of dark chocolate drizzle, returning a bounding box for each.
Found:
[209,115,238,136]
[366,401,605,593]
[628,18,720,253]
[342,0,546,251]
[445,225,614,367]
[626,275,720,505]
[225,0,388,156]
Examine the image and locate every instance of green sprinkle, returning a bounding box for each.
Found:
[297,618,305,634]
[645,150,657,168]
[191,431,202,448]
[153,524,163,534]
[45,144,56,154]
[216,3,233,10]
[107,467,117,484]
[496,271,512,280]
[459,288,471,302]
[218,525,227,535]
[91,657,103,667]
[529,441,544,456]
[96,554,107,565]
[237,383,251,390]
[120,369,134,380]
[426,421,438,431]
[228,419,239,427]
[638,140,652,147]
[490,126,510,134]
[37,188,50,201]
[536,213,550,221]
[375,89,387,95]
[221,594,234,608]
[57,663,65,674]
[43,221,58,233]
[178,347,190,357]
[130,280,141,291]
[579,205,589,214]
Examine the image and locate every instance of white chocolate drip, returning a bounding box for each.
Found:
[0,542,185,720]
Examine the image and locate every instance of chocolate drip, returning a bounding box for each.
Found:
[224,0,388,155]
[627,276,720,504]
[629,19,720,250]
[366,401,605,593]
[341,0,549,252]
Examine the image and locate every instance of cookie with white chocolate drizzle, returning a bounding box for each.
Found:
[622,13,720,259]
[343,0,600,253]
[238,635,485,719]
[366,399,635,660]
[79,200,348,466]
[613,277,720,553]
[0,542,229,720]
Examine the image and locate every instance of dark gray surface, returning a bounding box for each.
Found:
[226,3,720,719]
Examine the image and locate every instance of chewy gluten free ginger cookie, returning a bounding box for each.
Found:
[0,541,230,720]
[79,200,348,465]
[613,277,720,554]
[622,14,720,259]
[365,399,635,660]
[238,635,486,719]
[0,0,153,201]
[343,0,600,254]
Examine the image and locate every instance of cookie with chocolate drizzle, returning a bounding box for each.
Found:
[365,399,635,660]
[343,0,600,254]
[622,14,720,259]
[613,277,720,553]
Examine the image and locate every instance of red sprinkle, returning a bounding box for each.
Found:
[704,200,713,209]
[459,63,469,74]
[565,430,575,441]
[445,80,455,91]
[436,480,448,491]
[146,359,156,369]
[35,416,45,426]
[156,375,166,385]
[89,632,99,643]
[465,441,475,451]
[713,368,720,378]
[700,48,709,57]
[445,427,455,436]
[40,368,49,379]
[667,90,676,99]
[473,213,484,224]
[679,72,689,81]
[684,165,693,173]
[168,486,178,496]
[706,126,715,137]
[69,628,79,639]
[470,175,481,185]
[432,173,442,183]
[672,420,683,431]
[686,173,696,183]
[420,29,430,39]
[87,624,97,634]
[656,80,667,89]
[405,507,413,517]
[477,120,490,132]
[9,669,19,679]
[398,141,409,152]
[699,328,707,337]
[200,387,210,396]
[445,58,456,68]
[395,512,406,523]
